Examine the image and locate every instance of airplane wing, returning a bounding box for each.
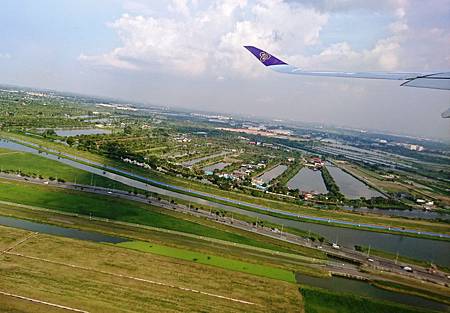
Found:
[244,46,450,90]
[244,46,450,118]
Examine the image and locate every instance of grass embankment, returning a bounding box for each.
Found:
[372,280,450,305]
[0,178,321,256]
[0,201,327,277]
[3,132,450,238]
[0,226,303,312]
[299,286,441,313]
[0,147,132,191]
[117,240,296,283]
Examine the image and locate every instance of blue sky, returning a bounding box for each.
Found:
[1,0,449,139]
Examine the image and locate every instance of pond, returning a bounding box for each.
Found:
[202,162,231,173]
[182,151,230,167]
[256,164,288,184]
[326,164,384,199]
[55,128,112,137]
[287,168,327,194]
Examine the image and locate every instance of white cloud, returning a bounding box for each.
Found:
[0,53,11,59]
[80,0,449,76]
[80,0,328,76]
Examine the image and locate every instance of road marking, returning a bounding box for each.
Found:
[0,290,89,312]
[7,252,257,306]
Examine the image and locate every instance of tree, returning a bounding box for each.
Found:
[66,137,75,146]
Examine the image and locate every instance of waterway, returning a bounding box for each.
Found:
[202,162,230,173]
[55,129,111,137]
[344,206,450,221]
[295,273,449,312]
[1,139,449,266]
[256,164,288,184]
[0,216,126,243]
[287,168,327,194]
[326,164,384,199]
[182,151,230,167]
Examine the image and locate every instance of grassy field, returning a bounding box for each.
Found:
[299,285,440,313]
[0,178,326,257]
[117,240,296,283]
[0,201,327,277]
[0,226,303,312]
[0,147,131,191]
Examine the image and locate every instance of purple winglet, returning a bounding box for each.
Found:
[244,46,287,66]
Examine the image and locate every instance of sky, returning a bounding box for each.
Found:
[1,0,449,139]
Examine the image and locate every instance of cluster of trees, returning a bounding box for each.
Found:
[321,167,344,201]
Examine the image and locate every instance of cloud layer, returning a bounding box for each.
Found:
[79,0,449,78]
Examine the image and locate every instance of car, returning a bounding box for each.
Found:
[367,258,374,262]
[332,243,340,249]
[402,266,413,272]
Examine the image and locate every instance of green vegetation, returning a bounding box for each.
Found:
[372,280,450,305]
[0,147,131,190]
[0,179,309,254]
[300,286,439,313]
[0,201,326,277]
[4,131,450,239]
[117,240,296,283]
[0,226,302,312]
[321,166,344,200]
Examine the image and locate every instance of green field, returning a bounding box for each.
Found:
[117,240,296,283]
[0,178,312,255]
[0,147,131,191]
[300,286,440,313]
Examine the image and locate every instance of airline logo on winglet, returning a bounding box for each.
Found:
[259,51,271,63]
[244,46,287,66]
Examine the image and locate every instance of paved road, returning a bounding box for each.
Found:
[2,173,449,288]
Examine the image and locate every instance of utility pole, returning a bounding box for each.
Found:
[395,251,399,265]
[280,224,284,237]
[367,245,371,257]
